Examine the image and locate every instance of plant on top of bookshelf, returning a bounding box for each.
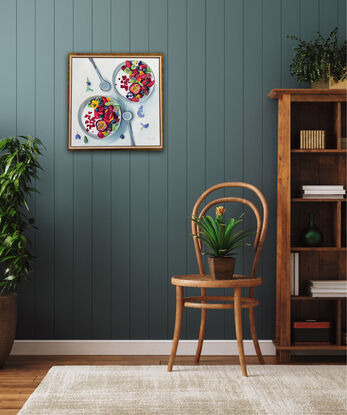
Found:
[288,27,347,88]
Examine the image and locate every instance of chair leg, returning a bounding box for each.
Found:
[168,286,184,372]
[249,306,265,364]
[234,287,247,377]
[195,288,207,364]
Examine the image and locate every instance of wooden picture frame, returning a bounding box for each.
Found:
[68,53,163,150]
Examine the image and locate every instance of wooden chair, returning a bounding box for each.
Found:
[167,182,268,376]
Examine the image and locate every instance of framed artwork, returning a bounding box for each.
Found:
[68,53,163,150]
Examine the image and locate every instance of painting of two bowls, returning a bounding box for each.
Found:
[68,53,163,150]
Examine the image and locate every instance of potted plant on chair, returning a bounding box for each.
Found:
[192,206,254,280]
[0,136,42,368]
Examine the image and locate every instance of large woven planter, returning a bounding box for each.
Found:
[0,294,18,368]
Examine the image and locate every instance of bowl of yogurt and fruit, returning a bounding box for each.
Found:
[78,95,121,139]
[113,60,155,103]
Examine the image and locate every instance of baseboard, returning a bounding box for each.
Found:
[11,340,276,356]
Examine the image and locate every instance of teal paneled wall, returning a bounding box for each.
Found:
[0,0,345,340]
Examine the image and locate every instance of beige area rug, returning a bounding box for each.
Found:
[19,365,347,415]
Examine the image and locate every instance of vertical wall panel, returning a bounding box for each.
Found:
[129,0,150,339]
[319,0,338,36]
[243,0,263,339]
[0,0,344,341]
[35,0,55,339]
[300,0,319,39]
[205,0,226,339]
[16,0,36,339]
[110,0,131,339]
[148,0,169,339]
[167,0,187,339]
[337,0,346,41]
[282,0,301,88]
[54,0,74,339]
[224,0,244,339]
[72,0,93,339]
[91,0,112,339]
[0,0,16,137]
[262,0,281,339]
[185,0,206,339]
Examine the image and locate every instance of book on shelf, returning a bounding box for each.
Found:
[293,321,331,329]
[292,320,331,343]
[290,252,300,296]
[302,185,344,190]
[302,190,345,194]
[300,185,346,199]
[299,130,326,149]
[302,190,345,195]
[309,281,347,288]
[310,292,347,297]
[308,280,347,297]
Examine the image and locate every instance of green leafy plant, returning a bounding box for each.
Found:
[192,206,254,257]
[0,136,43,296]
[288,27,347,83]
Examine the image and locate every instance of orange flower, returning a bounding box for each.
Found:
[216,206,226,216]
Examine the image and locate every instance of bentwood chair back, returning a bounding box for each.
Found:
[192,182,268,277]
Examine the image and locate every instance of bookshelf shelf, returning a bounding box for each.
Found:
[291,198,346,202]
[291,247,346,251]
[269,89,347,362]
[275,344,347,351]
[291,149,347,154]
[291,296,345,301]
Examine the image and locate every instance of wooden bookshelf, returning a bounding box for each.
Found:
[269,89,347,362]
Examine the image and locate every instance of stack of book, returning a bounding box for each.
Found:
[308,280,347,297]
[301,185,346,199]
[300,130,326,149]
[341,137,347,149]
[290,252,300,296]
[293,320,331,344]
[342,331,347,345]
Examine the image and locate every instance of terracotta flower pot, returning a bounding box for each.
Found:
[0,294,18,368]
[208,257,235,280]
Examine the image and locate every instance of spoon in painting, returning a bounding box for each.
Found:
[122,111,135,146]
[88,58,111,91]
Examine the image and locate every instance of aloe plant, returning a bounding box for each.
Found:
[192,206,254,257]
[0,136,43,296]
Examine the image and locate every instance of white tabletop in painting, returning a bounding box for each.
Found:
[71,57,160,147]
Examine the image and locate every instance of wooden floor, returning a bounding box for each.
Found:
[1,354,345,414]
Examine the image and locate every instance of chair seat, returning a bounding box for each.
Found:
[171,274,262,288]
